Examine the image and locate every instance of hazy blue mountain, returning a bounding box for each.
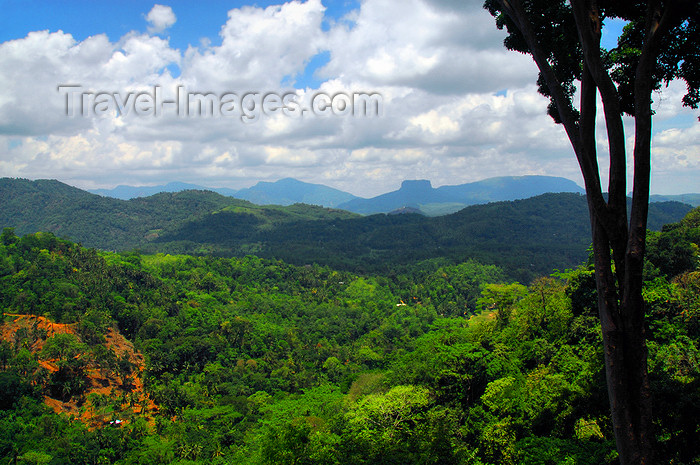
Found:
[338,176,586,215]
[233,178,358,208]
[338,180,435,215]
[90,181,208,200]
[90,178,357,208]
[1,178,692,282]
[650,193,700,207]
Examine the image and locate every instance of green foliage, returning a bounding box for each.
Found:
[41,333,89,401]
[2,179,692,283]
[343,385,439,464]
[477,282,527,327]
[0,223,697,464]
[0,372,33,410]
[645,207,700,280]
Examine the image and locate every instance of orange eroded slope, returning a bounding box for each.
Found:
[1,313,157,428]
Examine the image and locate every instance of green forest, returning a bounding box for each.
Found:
[1,205,698,464]
[0,178,692,283]
[1,0,698,464]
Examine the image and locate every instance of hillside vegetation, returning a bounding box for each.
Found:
[0,178,692,282]
[0,178,357,252]
[0,206,698,464]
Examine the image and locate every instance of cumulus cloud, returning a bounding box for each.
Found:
[0,0,696,196]
[146,4,176,34]
[181,0,325,89]
[320,0,536,94]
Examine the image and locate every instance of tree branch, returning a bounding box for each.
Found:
[496,0,582,149]
[625,1,684,311]
[570,0,628,216]
[497,0,615,245]
[570,1,629,294]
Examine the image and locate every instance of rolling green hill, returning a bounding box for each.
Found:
[0,208,698,465]
[139,193,692,281]
[1,178,692,282]
[0,178,358,251]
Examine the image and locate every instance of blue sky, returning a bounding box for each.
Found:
[0,1,623,49]
[0,1,356,44]
[0,0,357,87]
[0,1,697,196]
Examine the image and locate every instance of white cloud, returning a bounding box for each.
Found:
[320,0,537,94]
[652,124,700,193]
[409,110,460,138]
[0,0,697,196]
[146,4,176,34]
[181,0,325,89]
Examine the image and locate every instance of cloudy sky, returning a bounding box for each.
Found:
[0,0,697,197]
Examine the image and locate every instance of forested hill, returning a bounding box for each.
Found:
[0,178,692,281]
[153,192,690,281]
[1,208,698,464]
[0,178,358,252]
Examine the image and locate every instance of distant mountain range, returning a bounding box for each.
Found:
[87,176,699,215]
[1,177,695,281]
[89,181,221,200]
[650,193,700,207]
[337,176,586,215]
[87,175,587,215]
[89,178,355,208]
[233,178,357,208]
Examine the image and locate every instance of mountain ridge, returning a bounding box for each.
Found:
[233,177,358,208]
[87,177,356,208]
[81,176,700,213]
[0,177,358,252]
[87,175,590,214]
[337,176,587,215]
[2,178,691,282]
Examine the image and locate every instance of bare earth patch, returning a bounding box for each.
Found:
[2,313,158,428]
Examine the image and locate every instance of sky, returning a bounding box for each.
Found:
[0,0,697,197]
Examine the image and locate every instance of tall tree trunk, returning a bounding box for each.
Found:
[587,194,653,464]
[487,1,680,463]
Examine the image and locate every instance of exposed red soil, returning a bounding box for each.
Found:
[2,313,158,428]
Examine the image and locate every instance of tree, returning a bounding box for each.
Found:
[345,385,435,464]
[41,333,89,400]
[482,1,699,464]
